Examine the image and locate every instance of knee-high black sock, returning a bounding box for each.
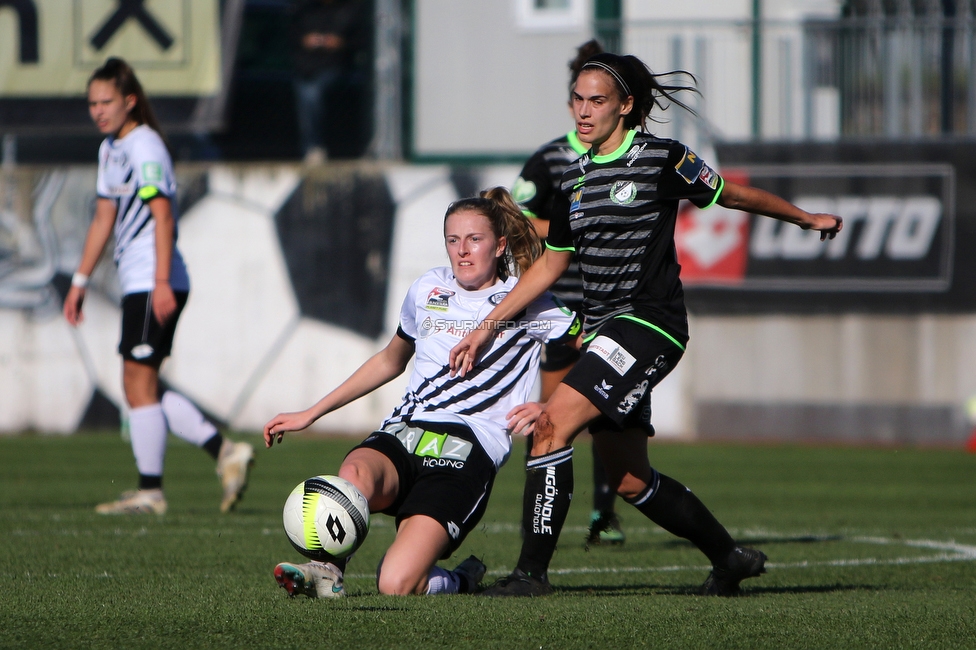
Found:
[625,470,735,566]
[515,446,574,579]
[591,444,616,514]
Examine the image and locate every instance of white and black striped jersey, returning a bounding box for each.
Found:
[384,267,580,468]
[511,131,588,310]
[96,125,189,295]
[548,130,722,347]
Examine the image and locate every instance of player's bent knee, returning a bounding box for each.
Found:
[337,454,379,498]
[615,474,649,501]
[530,412,556,452]
[376,563,426,596]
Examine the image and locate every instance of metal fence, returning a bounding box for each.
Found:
[610,13,976,146]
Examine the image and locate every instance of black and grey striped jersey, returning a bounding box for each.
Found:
[384,267,580,468]
[511,132,588,310]
[548,130,723,347]
[96,125,189,295]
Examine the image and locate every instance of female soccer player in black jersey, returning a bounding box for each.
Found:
[64,58,253,515]
[514,40,626,546]
[452,52,843,597]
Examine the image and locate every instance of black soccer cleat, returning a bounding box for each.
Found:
[452,555,487,594]
[700,546,767,597]
[479,568,553,597]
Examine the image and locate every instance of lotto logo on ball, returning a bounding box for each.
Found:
[282,475,370,562]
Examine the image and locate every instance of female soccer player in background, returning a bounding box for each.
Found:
[451,52,843,597]
[514,39,626,547]
[64,58,254,515]
[264,188,579,597]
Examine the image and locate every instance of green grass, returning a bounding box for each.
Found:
[1,432,975,649]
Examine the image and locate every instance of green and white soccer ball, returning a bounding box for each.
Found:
[282,475,370,561]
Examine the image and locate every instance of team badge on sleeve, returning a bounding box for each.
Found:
[698,164,720,190]
[675,146,705,184]
[142,162,163,183]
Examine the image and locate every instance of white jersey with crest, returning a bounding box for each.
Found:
[385,266,579,468]
[96,124,190,295]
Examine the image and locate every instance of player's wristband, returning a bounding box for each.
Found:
[71,272,90,289]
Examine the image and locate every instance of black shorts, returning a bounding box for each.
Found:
[541,298,583,372]
[118,291,189,365]
[562,317,684,437]
[350,420,496,558]
[540,339,580,372]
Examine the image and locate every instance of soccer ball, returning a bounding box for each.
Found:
[282,475,371,561]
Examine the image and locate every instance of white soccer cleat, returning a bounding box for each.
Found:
[95,489,167,515]
[216,440,254,513]
[274,561,346,599]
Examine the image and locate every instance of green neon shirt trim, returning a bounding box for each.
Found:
[138,185,161,201]
[702,176,725,210]
[614,314,687,351]
[567,130,589,156]
[591,129,636,164]
[522,209,538,219]
[545,241,575,252]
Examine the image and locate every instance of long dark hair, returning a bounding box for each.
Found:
[88,57,165,138]
[568,39,604,85]
[580,52,698,131]
[444,187,542,280]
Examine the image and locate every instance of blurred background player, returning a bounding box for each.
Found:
[290,0,366,164]
[452,52,842,597]
[64,58,254,515]
[264,188,579,597]
[513,39,625,547]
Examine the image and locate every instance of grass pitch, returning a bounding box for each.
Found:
[1,432,974,649]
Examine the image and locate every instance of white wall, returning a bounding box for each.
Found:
[413,0,591,156]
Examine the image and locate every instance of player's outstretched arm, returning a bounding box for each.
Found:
[718,180,843,241]
[450,248,571,377]
[264,334,415,447]
[64,198,116,326]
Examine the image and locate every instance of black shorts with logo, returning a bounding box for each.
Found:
[351,419,496,558]
[118,291,189,365]
[562,317,684,437]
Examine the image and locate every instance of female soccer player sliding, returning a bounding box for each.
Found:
[65,58,253,516]
[264,188,580,597]
[451,52,842,597]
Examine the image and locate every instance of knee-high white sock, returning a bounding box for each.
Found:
[425,566,461,595]
[129,403,167,477]
[161,390,217,446]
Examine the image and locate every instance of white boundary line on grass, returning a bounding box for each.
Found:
[344,535,976,580]
[493,536,976,578]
